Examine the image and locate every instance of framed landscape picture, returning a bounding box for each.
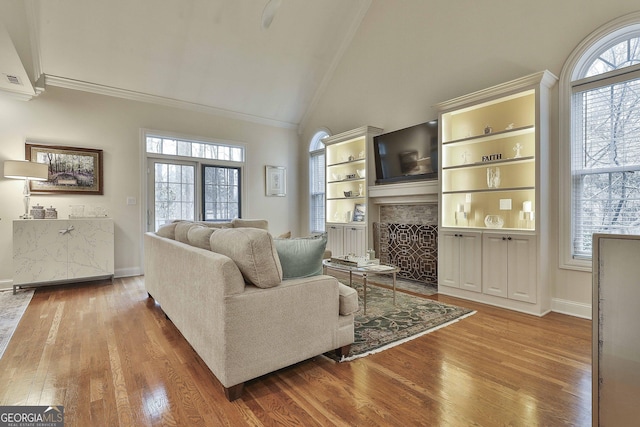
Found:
[26,143,104,195]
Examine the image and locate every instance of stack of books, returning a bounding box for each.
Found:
[329,256,380,268]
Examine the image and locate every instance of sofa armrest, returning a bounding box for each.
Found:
[338,283,358,315]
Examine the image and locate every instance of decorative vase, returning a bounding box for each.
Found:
[484,215,505,228]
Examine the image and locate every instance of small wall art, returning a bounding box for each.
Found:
[265,165,286,196]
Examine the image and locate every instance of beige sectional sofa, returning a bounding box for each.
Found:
[144,219,358,401]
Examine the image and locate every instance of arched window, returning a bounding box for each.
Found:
[560,12,640,270]
[309,129,329,233]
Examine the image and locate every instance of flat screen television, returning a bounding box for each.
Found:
[373,120,438,184]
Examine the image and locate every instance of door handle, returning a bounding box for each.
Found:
[58,225,75,235]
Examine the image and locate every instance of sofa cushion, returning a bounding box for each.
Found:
[187,225,216,250]
[338,283,359,315]
[156,222,178,239]
[273,233,327,279]
[230,218,269,230]
[209,228,282,288]
[176,221,202,244]
[197,221,232,229]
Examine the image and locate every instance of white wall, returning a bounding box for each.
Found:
[0,86,299,288]
[300,0,640,316]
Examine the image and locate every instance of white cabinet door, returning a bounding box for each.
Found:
[439,230,482,292]
[439,231,460,288]
[482,233,509,298]
[13,220,68,285]
[326,224,344,257]
[507,234,536,303]
[459,232,482,292]
[344,226,366,256]
[483,233,536,302]
[68,219,115,279]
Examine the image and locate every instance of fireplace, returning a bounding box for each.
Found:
[373,204,438,284]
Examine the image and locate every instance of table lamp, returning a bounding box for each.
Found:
[3,160,49,219]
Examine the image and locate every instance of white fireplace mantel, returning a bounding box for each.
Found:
[368,180,439,205]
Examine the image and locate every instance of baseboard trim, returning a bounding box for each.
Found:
[0,279,13,292]
[115,267,142,278]
[551,298,592,320]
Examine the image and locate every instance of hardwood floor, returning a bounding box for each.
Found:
[0,277,592,426]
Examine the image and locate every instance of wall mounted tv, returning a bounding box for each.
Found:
[373,120,438,185]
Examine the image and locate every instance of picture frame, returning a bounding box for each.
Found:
[353,203,366,222]
[26,143,104,195]
[265,165,286,197]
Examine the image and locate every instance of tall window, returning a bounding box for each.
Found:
[563,15,640,266]
[145,132,245,231]
[309,130,329,232]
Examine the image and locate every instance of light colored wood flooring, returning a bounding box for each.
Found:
[0,277,592,426]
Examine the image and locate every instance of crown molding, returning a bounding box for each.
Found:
[44,75,298,130]
[0,87,36,101]
[435,70,558,112]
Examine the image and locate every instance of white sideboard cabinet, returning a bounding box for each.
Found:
[13,218,115,293]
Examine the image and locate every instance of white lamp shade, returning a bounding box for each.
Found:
[4,160,49,181]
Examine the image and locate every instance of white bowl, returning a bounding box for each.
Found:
[356,169,365,178]
[484,215,504,228]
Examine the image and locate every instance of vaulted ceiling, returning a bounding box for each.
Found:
[0,0,371,129]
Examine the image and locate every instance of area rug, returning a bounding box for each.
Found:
[0,289,34,360]
[327,283,474,362]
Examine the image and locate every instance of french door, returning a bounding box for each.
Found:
[147,160,241,232]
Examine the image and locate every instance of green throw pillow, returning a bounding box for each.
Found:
[274,233,327,279]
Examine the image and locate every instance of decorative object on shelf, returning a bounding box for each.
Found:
[482,153,502,162]
[499,198,512,210]
[513,142,523,158]
[346,173,356,179]
[455,204,468,225]
[345,211,352,222]
[353,203,366,222]
[265,165,286,196]
[506,123,515,130]
[358,151,365,159]
[348,155,355,161]
[520,200,534,229]
[484,215,505,228]
[3,159,49,219]
[484,125,493,134]
[356,168,365,178]
[499,198,512,228]
[26,143,104,195]
[358,183,364,196]
[45,206,58,219]
[30,204,45,219]
[70,205,85,218]
[461,150,471,164]
[486,167,501,188]
[343,190,353,197]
